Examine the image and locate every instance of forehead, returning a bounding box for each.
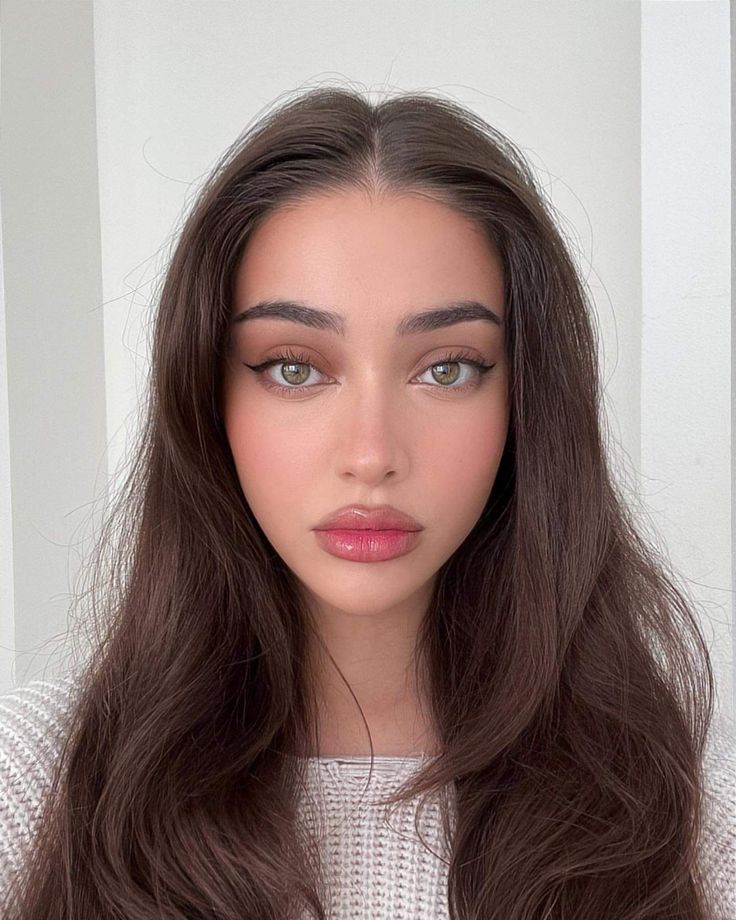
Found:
[232,190,505,325]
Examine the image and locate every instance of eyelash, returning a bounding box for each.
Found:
[243,349,496,398]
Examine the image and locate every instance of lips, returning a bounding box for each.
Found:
[313,503,423,532]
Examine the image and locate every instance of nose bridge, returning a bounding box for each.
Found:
[345,371,399,438]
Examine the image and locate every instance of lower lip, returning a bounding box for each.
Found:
[313,528,422,562]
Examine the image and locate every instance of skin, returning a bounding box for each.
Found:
[222,188,509,756]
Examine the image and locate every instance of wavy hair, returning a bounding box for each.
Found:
[9,85,717,919]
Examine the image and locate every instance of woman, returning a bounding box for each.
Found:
[1,86,733,919]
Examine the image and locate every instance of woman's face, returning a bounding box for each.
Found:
[222,189,509,623]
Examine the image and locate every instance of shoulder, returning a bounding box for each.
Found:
[0,676,79,900]
[700,710,736,919]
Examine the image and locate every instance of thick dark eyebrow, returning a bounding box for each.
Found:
[230,299,503,335]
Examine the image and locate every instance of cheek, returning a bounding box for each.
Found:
[424,406,508,517]
[224,407,316,514]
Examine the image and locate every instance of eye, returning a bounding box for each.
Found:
[415,353,494,391]
[243,349,324,394]
[243,349,496,398]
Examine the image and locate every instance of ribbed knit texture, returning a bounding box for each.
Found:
[0,677,734,918]
[298,754,452,917]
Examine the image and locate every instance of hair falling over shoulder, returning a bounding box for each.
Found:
[9,84,719,919]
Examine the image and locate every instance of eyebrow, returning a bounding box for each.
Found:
[230,299,503,336]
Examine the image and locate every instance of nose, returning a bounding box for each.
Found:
[333,384,410,485]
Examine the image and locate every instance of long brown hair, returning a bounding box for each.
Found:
[9,85,718,918]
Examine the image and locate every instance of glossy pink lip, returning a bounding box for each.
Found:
[312,503,423,532]
[313,528,421,562]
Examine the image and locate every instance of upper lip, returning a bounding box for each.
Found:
[313,504,423,531]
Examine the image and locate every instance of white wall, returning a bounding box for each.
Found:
[0,0,107,688]
[641,1,733,717]
[0,1,731,719]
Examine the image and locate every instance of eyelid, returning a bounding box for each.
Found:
[247,344,492,372]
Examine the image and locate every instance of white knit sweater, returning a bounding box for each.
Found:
[0,678,734,918]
